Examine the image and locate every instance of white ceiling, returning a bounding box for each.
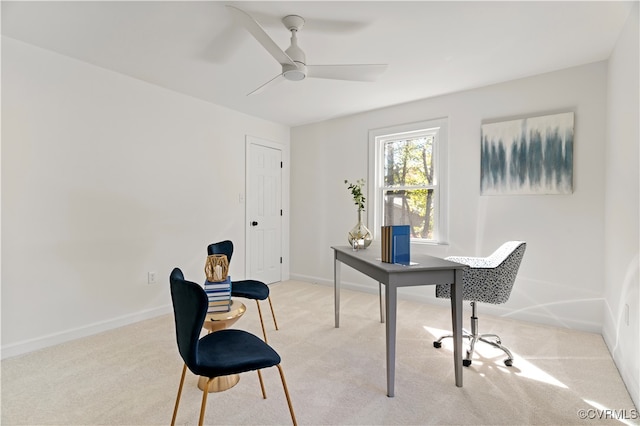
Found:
[2,1,635,127]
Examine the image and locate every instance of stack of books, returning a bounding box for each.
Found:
[381,225,411,265]
[204,276,232,313]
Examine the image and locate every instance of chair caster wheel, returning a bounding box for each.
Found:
[463,359,472,367]
[433,341,442,348]
[504,359,513,367]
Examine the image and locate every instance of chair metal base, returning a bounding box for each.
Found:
[433,301,514,367]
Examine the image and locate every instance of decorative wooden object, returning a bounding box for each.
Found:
[205,254,229,282]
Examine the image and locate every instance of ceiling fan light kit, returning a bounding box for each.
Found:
[283,63,307,81]
[226,5,388,95]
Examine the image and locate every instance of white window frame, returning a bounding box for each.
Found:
[368,118,449,245]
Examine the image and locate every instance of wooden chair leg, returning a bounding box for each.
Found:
[276,364,297,426]
[257,369,267,399]
[198,378,213,426]
[255,300,268,342]
[171,364,187,426]
[268,296,279,330]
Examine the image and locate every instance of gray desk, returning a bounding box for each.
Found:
[332,245,465,397]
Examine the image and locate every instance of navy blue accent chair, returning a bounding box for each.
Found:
[207,240,278,342]
[169,268,296,426]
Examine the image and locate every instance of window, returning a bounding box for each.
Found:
[368,118,448,244]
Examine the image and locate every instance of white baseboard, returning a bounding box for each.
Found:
[1,304,172,360]
[602,318,640,409]
[289,273,603,333]
[3,275,604,360]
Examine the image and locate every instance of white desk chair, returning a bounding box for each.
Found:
[433,241,526,367]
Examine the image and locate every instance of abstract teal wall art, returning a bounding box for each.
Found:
[481,112,574,195]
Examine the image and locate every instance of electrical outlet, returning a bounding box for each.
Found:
[624,304,629,326]
[148,271,157,284]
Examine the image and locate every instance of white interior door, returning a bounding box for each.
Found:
[247,137,282,284]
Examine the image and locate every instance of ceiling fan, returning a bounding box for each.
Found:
[226,5,388,96]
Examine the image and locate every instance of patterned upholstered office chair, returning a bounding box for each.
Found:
[169,268,296,426]
[207,240,278,342]
[433,241,526,367]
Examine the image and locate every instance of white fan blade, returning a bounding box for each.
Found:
[247,73,285,96]
[307,64,388,82]
[296,18,370,34]
[226,5,295,67]
[244,11,370,34]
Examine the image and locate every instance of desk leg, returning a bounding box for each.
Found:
[451,269,463,387]
[334,254,341,328]
[379,283,385,323]
[385,284,397,397]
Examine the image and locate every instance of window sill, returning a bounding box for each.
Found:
[411,240,449,246]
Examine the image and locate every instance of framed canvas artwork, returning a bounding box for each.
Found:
[480,112,574,195]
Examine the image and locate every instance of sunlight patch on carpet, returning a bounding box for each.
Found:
[422,325,568,388]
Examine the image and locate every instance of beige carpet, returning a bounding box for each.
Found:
[1,280,637,425]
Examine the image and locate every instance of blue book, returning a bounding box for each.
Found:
[204,276,231,289]
[391,225,410,265]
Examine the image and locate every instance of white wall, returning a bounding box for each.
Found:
[291,61,608,332]
[1,37,290,357]
[603,4,639,408]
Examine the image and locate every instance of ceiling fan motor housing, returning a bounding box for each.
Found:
[283,17,307,81]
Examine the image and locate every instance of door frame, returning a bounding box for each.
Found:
[245,135,289,282]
